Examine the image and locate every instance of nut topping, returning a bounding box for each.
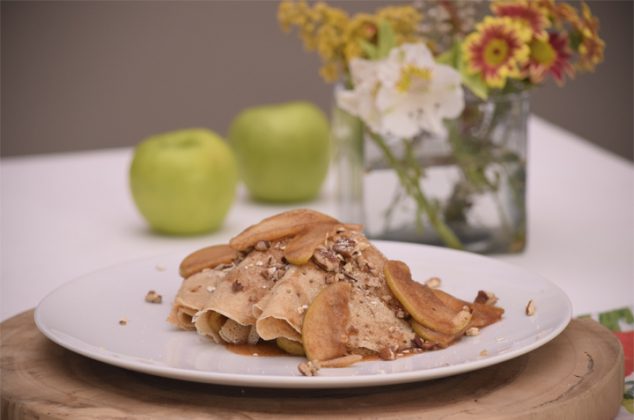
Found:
[144,290,162,304]
[298,360,320,376]
[332,237,357,258]
[425,277,441,289]
[525,299,536,316]
[232,281,245,293]
[465,327,480,336]
[312,247,340,272]
[475,290,499,306]
[254,240,270,251]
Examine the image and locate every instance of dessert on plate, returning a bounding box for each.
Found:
[168,209,503,374]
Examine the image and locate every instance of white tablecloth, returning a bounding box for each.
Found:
[1,116,633,321]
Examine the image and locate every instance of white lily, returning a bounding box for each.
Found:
[336,43,464,139]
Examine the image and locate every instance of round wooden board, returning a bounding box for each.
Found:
[1,311,624,419]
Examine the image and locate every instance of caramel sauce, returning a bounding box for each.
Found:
[225,341,287,357]
[362,350,421,362]
[225,342,422,361]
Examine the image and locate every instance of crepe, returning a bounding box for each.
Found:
[168,209,504,368]
[193,242,287,342]
[167,269,227,330]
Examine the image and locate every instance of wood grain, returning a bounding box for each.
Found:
[0,311,624,419]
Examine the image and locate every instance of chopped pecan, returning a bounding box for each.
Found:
[144,290,162,304]
[525,299,536,316]
[332,237,357,258]
[312,246,339,272]
[298,360,320,376]
[475,290,498,306]
[378,347,396,361]
[254,240,270,251]
[425,277,441,289]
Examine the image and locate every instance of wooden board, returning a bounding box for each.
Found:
[0,310,624,419]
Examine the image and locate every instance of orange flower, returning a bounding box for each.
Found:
[463,17,531,88]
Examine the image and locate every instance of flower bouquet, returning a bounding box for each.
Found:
[279,0,604,253]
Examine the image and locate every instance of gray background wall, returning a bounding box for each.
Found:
[2,1,632,160]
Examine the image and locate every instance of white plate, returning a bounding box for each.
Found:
[35,241,571,389]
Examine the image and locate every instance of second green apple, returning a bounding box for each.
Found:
[229,101,330,203]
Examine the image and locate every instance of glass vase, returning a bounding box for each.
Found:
[332,91,529,254]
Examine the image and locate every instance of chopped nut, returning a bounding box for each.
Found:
[312,247,339,272]
[526,299,536,316]
[298,360,320,376]
[475,290,498,306]
[378,347,396,361]
[465,327,480,336]
[412,336,424,348]
[342,262,353,273]
[333,237,357,258]
[425,277,441,289]
[254,240,270,251]
[217,263,234,272]
[144,290,162,304]
[232,281,245,293]
[119,318,128,326]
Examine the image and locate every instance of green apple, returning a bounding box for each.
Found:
[229,101,330,203]
[129,128,237,235]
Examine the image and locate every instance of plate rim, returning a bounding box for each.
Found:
[34,241,572,389]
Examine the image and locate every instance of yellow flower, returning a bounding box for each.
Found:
[576,2,605,71]
[463,17,531,88]
[277,1,422,83]
[278,0,350,82]
[376,6,423,44]
[343,13,378,61]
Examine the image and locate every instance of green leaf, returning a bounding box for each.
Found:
[448,40,488,100]
[437,40,460,68]
[460,67,488,100]
[360,39,378,60]
[376,20,396,59]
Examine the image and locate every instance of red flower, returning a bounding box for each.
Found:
[527,32,574,85]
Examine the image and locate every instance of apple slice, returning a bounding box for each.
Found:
[431,289,504,328]
[384,260,471,335]
[229,209,339,251]
[284,223,338,265]
[276,337,306,356]
[410,320,458,348]
[179,244,240,278]
[302,282,351,362]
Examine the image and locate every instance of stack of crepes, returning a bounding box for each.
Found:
[168,209,504,368]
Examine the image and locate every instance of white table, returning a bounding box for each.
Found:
[1,116,633,322]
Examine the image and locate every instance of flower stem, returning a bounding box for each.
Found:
[367,131,464,249]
